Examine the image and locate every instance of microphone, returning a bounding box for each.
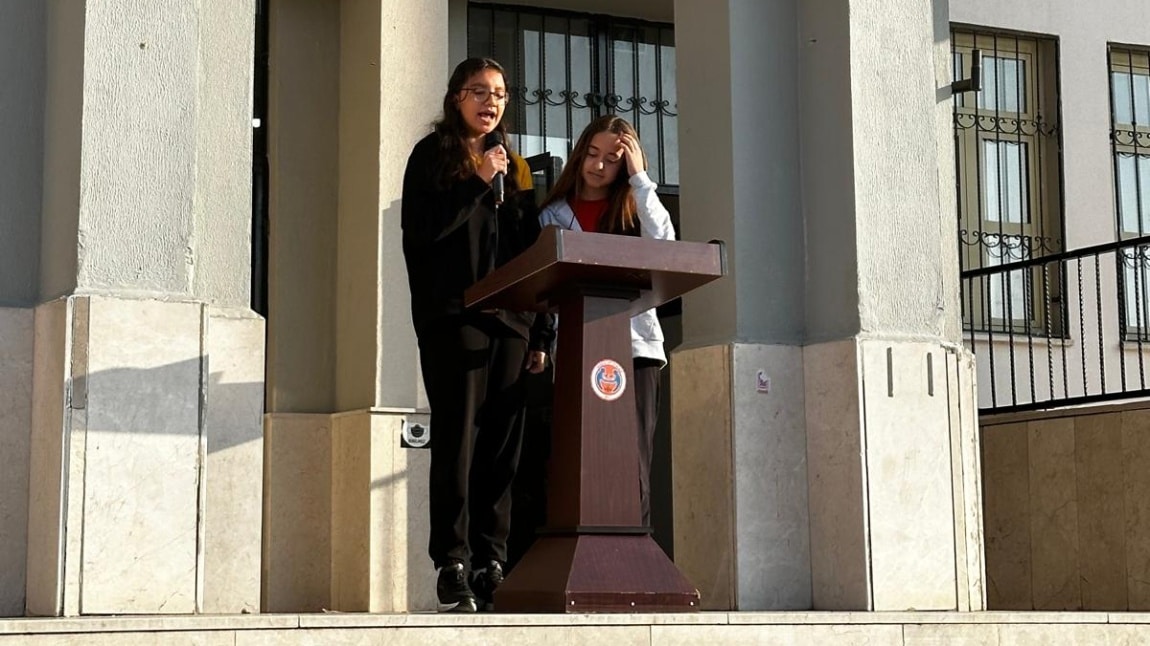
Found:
[483,131,505,206]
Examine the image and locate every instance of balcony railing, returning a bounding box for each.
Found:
[962,235,1150,414]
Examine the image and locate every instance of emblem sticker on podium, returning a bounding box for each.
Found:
[590,359,627,401]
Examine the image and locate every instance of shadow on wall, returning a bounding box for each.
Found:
[72,361,263,450]
[2,351,267,618]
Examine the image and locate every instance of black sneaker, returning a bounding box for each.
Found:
[436,561,477,613]
[470,560,504,612]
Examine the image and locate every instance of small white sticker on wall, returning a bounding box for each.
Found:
[756,370,770,394]
[401,419,430,449]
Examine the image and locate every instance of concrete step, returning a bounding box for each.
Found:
[2,611,1150,645]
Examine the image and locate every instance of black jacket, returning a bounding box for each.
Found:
[401,132,554,350]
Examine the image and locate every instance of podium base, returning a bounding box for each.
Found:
[494,534,700,613]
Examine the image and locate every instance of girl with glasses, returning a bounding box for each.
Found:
[401,57,553,613]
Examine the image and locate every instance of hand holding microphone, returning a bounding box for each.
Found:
[481,131,507,206]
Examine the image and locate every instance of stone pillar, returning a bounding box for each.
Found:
[321,0,447,612]
[330,410,433,612]
[260,0,340,613]
[24,0,263,616]
[671,0,984,611]
[0,0,46,618]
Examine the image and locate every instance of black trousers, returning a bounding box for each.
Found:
[633,357,662,529]
[418,315,529,569]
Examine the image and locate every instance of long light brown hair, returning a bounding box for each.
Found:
[543,115,646,235]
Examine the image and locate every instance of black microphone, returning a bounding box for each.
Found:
[483,131,505,206]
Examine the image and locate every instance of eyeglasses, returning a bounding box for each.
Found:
[462,87,509,104]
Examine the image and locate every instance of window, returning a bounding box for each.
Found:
[1109,46,1150,339]
[953,28,1064,335]
[467,3,678,188]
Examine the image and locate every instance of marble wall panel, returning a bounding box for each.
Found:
[1027,417,1081,610]
[860,340,957,611]
[1074,414,1127,610]
[24,298,68,617]
[1122,409,1150,610]
[0,308,33,617]
[670,344,734,610]
[981,422,1033,610]
[201,310,265,613]
[803,339,868,610]
[330,412,371,611]
[262,413,331,612]
[730,343,810,610]
[377,412,434,613]
[79,298,201,614]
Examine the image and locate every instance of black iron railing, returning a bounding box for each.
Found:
[963,235,1150,414]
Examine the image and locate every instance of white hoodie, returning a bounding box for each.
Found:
[538,170,676,366]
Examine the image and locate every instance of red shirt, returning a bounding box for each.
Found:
[570,197,608,233]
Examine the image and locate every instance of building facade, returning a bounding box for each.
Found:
[0,0,1146,619]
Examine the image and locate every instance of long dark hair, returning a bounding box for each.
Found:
[542,115,644,235]
[433,57,519,192]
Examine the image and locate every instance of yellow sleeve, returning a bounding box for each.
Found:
[511,151,535,190]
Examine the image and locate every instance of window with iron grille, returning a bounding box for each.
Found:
[467,3,678,189]
[953,27,1065,336]
[1109,45,1150,340]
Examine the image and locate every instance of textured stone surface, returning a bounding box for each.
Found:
[1122,409,1150,610]
[262,414,332,613]
[804,339,868,610]
[981,422,1033,610]
[730,344,810,610]
[0,308,33,617]
[861,340,958,611]
[670,344,735,610]
[950,349,986,611]
[79,297,202,614]
[202,309,265,613]
[1027,418,1081,610]
[24,299,68,616]
[330,411,435,613]
[1074,414,1127,610]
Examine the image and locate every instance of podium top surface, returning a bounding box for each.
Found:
[464,226,726,315]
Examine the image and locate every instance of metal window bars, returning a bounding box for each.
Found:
[952,27,1064,336]
[468,3,678,188]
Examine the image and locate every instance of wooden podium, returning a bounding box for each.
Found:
[465,226,726,613]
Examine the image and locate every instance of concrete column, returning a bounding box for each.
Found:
[334,0,444,413]
[0,0,46,617]
[322,0,447,612]
[329,410,434,612]
[25,0,263,616]
[671,0,984,611]
[670,0,810,612]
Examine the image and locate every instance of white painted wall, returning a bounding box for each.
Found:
[850,0,963,340]
[76,2,201,296]
[950,0,1150,409]
[193,0,255,308]
[951,0,1150,251]
[40,1,254,305]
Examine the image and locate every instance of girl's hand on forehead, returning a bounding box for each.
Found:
[618,133,644,177]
